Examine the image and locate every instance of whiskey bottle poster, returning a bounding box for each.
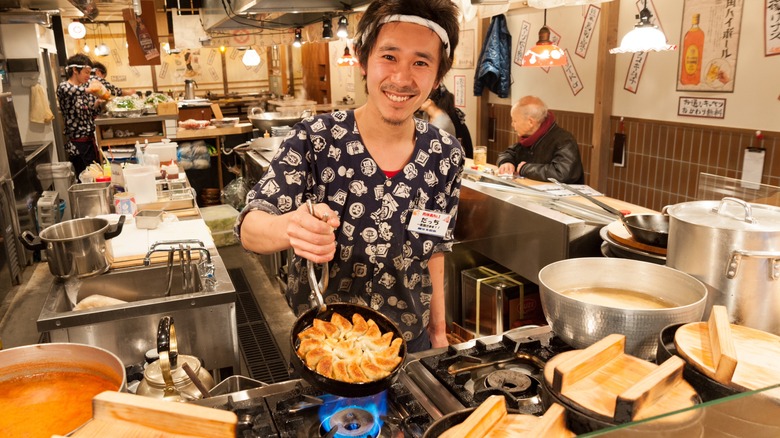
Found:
[122,2,161,66]
[677,0,743,93]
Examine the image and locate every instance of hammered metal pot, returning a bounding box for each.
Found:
[538,258,707,360]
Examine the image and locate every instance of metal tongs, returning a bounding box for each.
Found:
[306,199,329,314]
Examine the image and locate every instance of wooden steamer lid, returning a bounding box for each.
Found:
[675,305,780,397]
[543,334,699,427]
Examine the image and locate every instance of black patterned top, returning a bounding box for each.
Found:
[93,75,123,97]
[237,110,464,341]
[57,81,100,155]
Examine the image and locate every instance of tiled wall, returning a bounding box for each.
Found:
[486,103,779,211]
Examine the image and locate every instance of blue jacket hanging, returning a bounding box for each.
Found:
[474,14,512,98]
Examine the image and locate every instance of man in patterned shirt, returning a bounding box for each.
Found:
[238,0,462,353]
[57,54,103,177]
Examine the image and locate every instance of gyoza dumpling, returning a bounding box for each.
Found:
[332,358,350,382]
[313,318,340,338]
[330,312,353,335]
[363,319,382,340]
[305,346,331,368]
[297,325,326,341]
[360,355,391,381]
[350,313,369,338]
[315,353,334,378]
[333,340,362,361]
[375,338,403,360]
[297,338,320,357]
[347,360,369,383]
[372,351,402,371]
[360,332,394,351]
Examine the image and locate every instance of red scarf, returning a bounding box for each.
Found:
[519,111,556,148]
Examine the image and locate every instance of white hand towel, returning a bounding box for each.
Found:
[29,83,55,124]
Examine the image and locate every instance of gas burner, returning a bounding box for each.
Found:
[316,407,404,438]
[486,370,532,394]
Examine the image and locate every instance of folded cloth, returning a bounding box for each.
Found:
[29,83,55,124]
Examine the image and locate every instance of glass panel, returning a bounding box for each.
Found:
[697,173,780,206]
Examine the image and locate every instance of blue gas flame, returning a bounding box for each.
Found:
[318,390,388,438]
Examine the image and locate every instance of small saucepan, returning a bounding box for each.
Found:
[549,178,669,247]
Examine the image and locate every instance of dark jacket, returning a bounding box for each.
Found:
[497,123,584,184]
[474,14,511,98]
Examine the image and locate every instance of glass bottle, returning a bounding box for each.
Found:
[680,13,704,85]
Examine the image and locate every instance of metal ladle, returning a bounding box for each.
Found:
[306,199,329,314]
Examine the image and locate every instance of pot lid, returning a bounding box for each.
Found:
[143,354,201,387]
[667,199,780,231]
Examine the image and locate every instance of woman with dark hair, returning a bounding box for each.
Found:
[420,85,474,158]
[57,54,103,177]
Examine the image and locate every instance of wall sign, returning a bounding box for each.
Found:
[454,75,466,108]
[453,29,476,69]
[677,96,726,118]
[561,49,583,96]
[514,21,532,66]
[766,0,780,56]
[623,51,648,94]
[575,5,600,59]
[677,0,744,92]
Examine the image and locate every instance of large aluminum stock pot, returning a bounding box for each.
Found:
[666,197,780,335]
[538,258,707,360]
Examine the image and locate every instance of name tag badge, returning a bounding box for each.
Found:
[408,209,451,237]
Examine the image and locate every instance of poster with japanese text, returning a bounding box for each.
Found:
[766,0,780,56]
[677,0,743,92]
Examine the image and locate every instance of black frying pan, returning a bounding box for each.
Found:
[549,178,669,248]
[289,302,407,398]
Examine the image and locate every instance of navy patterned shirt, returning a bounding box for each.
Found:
[237,110,464,341]
[57,81,100,156]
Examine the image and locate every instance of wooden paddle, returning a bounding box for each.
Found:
[675,305,780,395]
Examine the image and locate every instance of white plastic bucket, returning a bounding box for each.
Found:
[122,166,157,204]
[145,142,177,163]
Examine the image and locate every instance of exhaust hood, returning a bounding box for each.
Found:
[201,0,371,32]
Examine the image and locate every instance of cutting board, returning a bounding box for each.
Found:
[108,219,216,268]
[58,391,236,438]
[543,334,698,424]
[606,220,667,255]
[675,318,780,395]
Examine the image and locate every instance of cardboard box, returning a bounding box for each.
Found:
[157,102,178,115]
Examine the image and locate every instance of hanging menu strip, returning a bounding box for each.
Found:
[576,5,600,58]
[514,20,532,66]
[562,49,583,96]
[623,51,647,94]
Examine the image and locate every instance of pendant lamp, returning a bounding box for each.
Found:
[522,10,567,67]
[337,45,357,67]
[336,16,349,39]
[610,0,676,54]
[242,48,261,67]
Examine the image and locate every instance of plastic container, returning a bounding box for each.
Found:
[37,191,61,229]
[200,204,240,234]
[211,229,238,247]
[36,162,75,220]
[135,210,163,230]
[145,142,178,164]
[122,166,157,204]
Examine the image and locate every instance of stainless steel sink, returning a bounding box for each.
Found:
[37,255,240,374]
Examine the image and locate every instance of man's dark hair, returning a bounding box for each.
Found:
[353,0,460,84]
[65,54,93,77]
[93,62,107,76]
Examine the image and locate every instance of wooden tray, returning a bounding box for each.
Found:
[675,306,780,395]
[543,334,698,424]
[606,220,667,255]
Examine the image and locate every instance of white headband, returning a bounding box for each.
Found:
[363,14,451,57]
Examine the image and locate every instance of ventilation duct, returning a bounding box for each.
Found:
[68,0,99,21]
[0,8,55,26]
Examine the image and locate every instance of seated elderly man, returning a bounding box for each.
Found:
[497,96,584,184]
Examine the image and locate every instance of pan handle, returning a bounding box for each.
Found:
[306,199,328,313]
[548,178,625,218]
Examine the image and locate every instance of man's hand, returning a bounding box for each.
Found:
[498,162,518,176]
[286,203,340,263]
